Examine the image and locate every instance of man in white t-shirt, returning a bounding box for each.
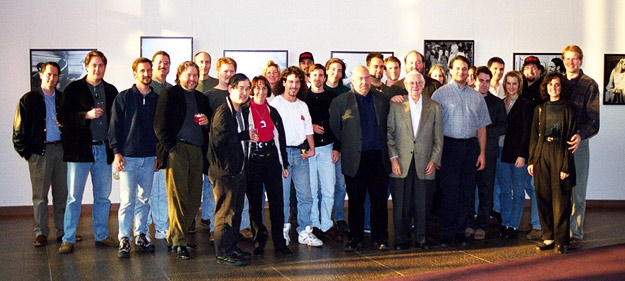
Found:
[270,66,323,247]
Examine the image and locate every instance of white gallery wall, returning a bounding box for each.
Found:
[0,0,623,207]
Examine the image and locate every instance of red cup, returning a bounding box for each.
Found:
[194,113,202,123]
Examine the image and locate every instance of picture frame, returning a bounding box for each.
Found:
[140,36,193,85]
[330,51,394,87]
[512,53,564,74]
[604,54,625,105]
[223,50,288,79]
[423,40,474,76]
[30,49,95,91]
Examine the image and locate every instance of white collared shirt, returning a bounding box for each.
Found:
[490,83,506,99]
[409,94,423,138]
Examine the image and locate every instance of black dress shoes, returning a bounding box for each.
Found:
[275,246,293,257]
[440,235,453,247]
[217,253,248,266]
[394,242,410,250]
[454,233,468,246]
[344,239,361,252]
[555,244,567,254]
[176,246,189,259]
[374,239,390,251]
[233,247,251,260]
[253,247,264,257]
[536,242,555,251]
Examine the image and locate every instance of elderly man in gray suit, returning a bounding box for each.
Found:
[387,71,443,250]
[330,65,391,252]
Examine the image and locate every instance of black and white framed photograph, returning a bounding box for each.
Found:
[330,51,394,87]
[140,36,193,85]
[423,40,474,76]
[30,49,95,91]
[512,53,564,74]
[604,54,625,105]
[223,50,288,79]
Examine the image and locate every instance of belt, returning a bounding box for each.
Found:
[92,140,104,145]
[546,137,560,142]
[252,139,275,149]
[45,140,62,145]
[286,141,307,149]
[251,149,275,159]
[444,136,476,142]
[177,139,200,146]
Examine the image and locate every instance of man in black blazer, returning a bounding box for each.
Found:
[330,65,391,252]
[57,51,119,254]
[153,61,211,259]
[13,62,71,247]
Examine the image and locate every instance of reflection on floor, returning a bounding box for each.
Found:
[1,205,623,281]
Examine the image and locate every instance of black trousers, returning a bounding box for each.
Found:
[471,155,497,229]
[439,137,479,237]
[344,150,389,243]
[390,159,434,244]
[211,172,246,257]
[534,142,572,246]
[246,148,287,249]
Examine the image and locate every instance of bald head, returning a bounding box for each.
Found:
[404,70,425,100]
[351,65,371,96]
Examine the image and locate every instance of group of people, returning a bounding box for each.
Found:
[13,44,599,266]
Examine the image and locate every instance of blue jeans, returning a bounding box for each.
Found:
[201,175,215,231]
[333,158,346,222]
[282,147,312,233]
[493,177,501,213]
[527,177,541,230]
[308,144,336,231]
[571,138,590,240]
[496,148,526,229]
[62,144,112,243]
[149,170,168,232]
[117,156,155,240]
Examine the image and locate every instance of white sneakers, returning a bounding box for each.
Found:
[154,229,168,240]
[283,223,291,245]
[298,226,323,247]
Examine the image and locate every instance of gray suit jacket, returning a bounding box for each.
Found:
[387,95,443,180]
[329,89,390,178]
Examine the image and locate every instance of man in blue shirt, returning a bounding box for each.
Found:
[109,57,159,258]
[13,62,80,247]
[432,56,491,246]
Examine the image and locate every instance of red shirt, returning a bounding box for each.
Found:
[250,101,275,142]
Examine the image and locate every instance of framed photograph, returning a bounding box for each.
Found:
[604,54,625,105]
[30,49,95,91]
[223,50,288,79]
[141,36,193,85]
[424,40,474,76]
[330,51,394,87]
[512,53,564,74]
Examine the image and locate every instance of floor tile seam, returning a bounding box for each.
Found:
[356,250,406,277]
[460,250,493,264]
[46,246,54,281]
[270,266,292,280]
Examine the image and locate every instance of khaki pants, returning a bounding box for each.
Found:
[165,142,203,247]
[28,143,67,237]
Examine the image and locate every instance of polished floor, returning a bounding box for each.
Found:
[1,205,624,281]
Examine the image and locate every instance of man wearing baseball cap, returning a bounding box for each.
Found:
[299,52,315,84]
[520,55,545,241]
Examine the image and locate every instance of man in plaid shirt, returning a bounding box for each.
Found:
[561,45,600,250]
